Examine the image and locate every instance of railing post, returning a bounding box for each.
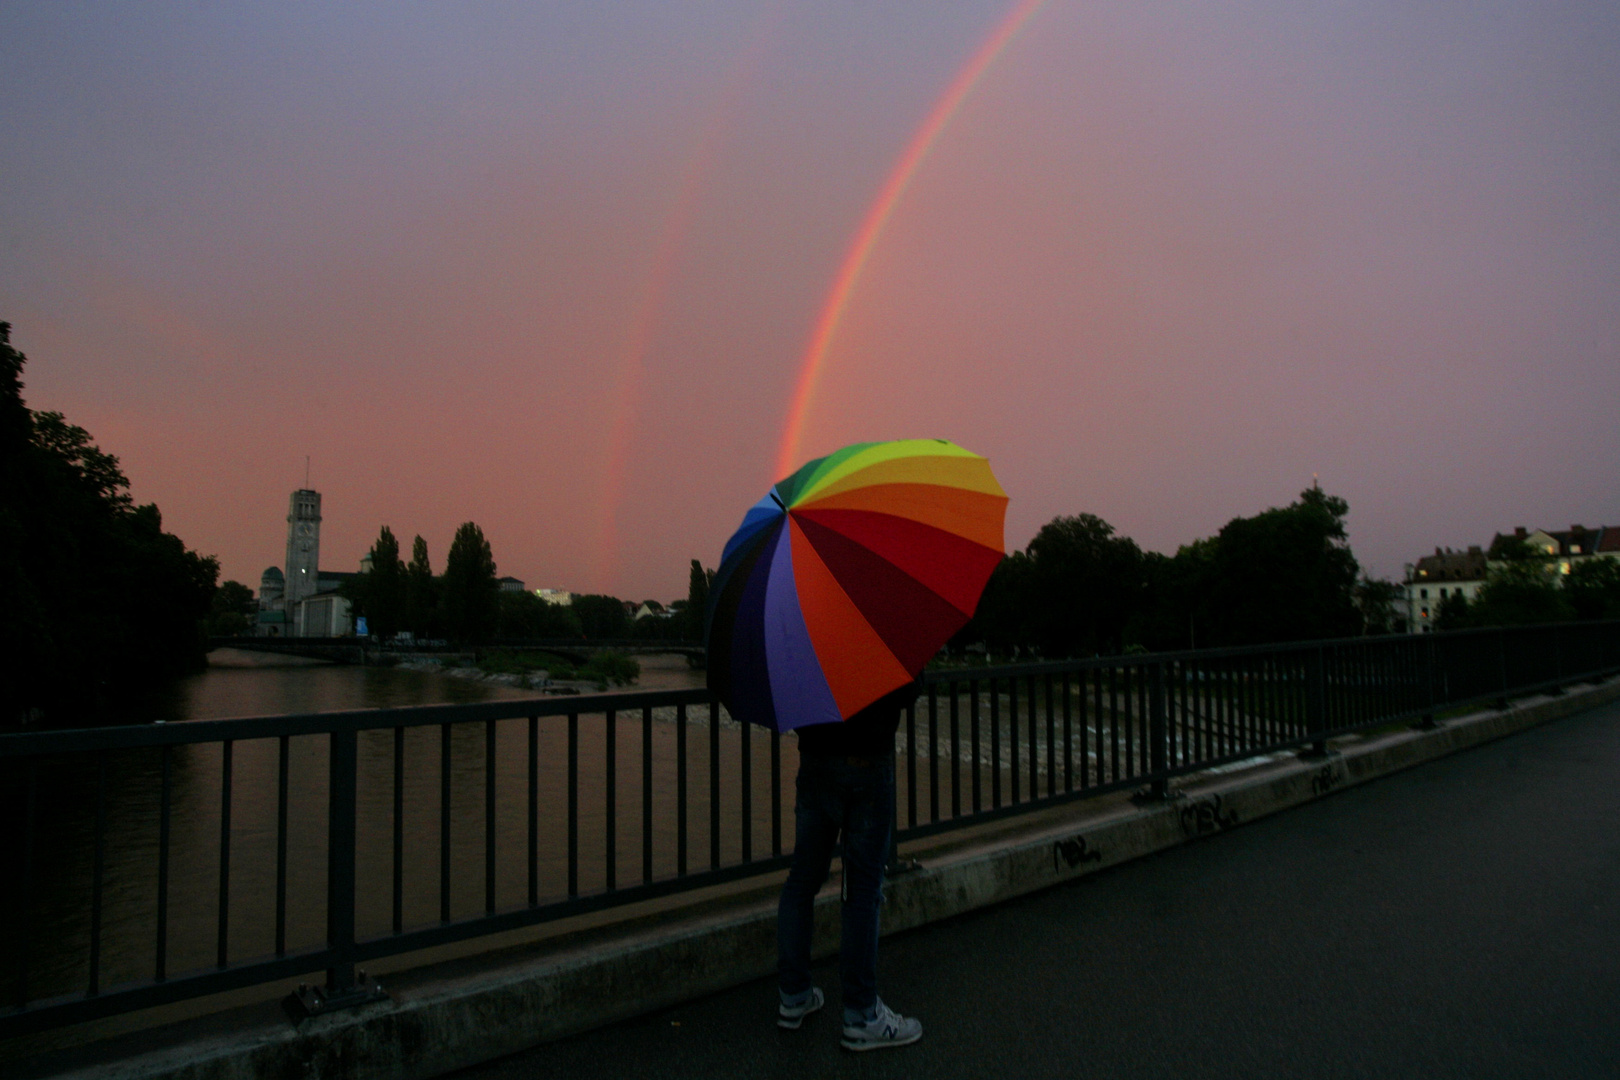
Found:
[1414,635,1439,729]
[1550,623,1566,693]
[1133,661,1173,802]
[327,728,359,996]
[888,693,920,877]
[1495,628,1510,710]
[1300,647,1330,758]
[287,726,385,1018]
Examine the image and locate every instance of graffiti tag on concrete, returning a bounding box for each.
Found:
[1310,763,1343,796]
[1052,835,1102,872]
[1179,794,1239,836]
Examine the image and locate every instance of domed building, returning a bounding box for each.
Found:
[256,565,287,636]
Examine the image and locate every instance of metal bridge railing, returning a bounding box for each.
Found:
[4,621,1617,1037]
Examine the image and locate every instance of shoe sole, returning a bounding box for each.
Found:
[840,1030,923,1051]
[778,998,824,1030]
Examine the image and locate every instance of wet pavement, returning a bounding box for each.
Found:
[453,696,1620,1079]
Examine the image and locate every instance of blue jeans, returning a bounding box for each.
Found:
[777,753,894,1020]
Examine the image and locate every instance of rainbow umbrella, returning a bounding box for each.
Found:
[705,439,1007,733]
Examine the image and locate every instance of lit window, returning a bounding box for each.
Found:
[1421,607,1429,618]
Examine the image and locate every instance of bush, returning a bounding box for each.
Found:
[474,649,639,687]
[578,651,640,686]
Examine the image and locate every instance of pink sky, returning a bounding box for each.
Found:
[3,1,1617,602]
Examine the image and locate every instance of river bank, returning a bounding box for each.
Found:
[392,659,598,695]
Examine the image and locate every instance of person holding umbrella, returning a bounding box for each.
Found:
[704,440,1007,1051]
[774,680,922,1049]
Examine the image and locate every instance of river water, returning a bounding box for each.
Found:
[11,652,1035,1007]
[7,650,808,1006]
[170,648,709,720]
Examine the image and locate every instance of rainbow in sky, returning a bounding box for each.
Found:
[774,0,1050,480]
[589,9,785,588]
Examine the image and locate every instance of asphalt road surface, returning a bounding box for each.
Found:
[454,697,1620,1079]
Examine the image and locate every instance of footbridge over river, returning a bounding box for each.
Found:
[8,622,1619,1079]
[207,636,706,668]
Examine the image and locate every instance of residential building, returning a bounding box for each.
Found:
[1404,547,1487,633]
[1495,524,1620,578]
[1406,522,1620,632]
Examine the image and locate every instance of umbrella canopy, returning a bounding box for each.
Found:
[706,439,1007,732]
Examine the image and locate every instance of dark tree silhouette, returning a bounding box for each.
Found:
[686,558,713,642]
[1568,558,1620,620]
[1,322,218,724]
[441,522,499,644]
[1193,486,1362,646]
[573,594,630,639]
[208,580,257,636]
[405,534,437,638]
[349,526,406,639]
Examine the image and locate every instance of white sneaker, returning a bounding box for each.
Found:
[840,998,922,1051]
[778,986,824,1029]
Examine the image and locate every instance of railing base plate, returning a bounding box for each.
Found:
[1129,786,1185,806]
[283,975,389,1021]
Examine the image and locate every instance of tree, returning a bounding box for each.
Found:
[441,522,499,644]
[352,526,406,639]
[956,515,1150,658]
[573,594,630,638]
[496,590,583,638]
[1025,514,1149,657]
[1567,558,1620,620]
[1354,577,1405,635]
[1468,540,1572,626]
[405,535,437,638]
[208,580,257,636]
[1433,590,1473,631]
[1,322,218,723]
[685,559,713,642]
[1133,539,1216,651]
[1195,486,1362,646]
[960,550,1036,655]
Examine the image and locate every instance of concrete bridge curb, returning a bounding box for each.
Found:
[24,677,1620,1080]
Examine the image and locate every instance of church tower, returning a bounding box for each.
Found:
[285,488,322,607]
